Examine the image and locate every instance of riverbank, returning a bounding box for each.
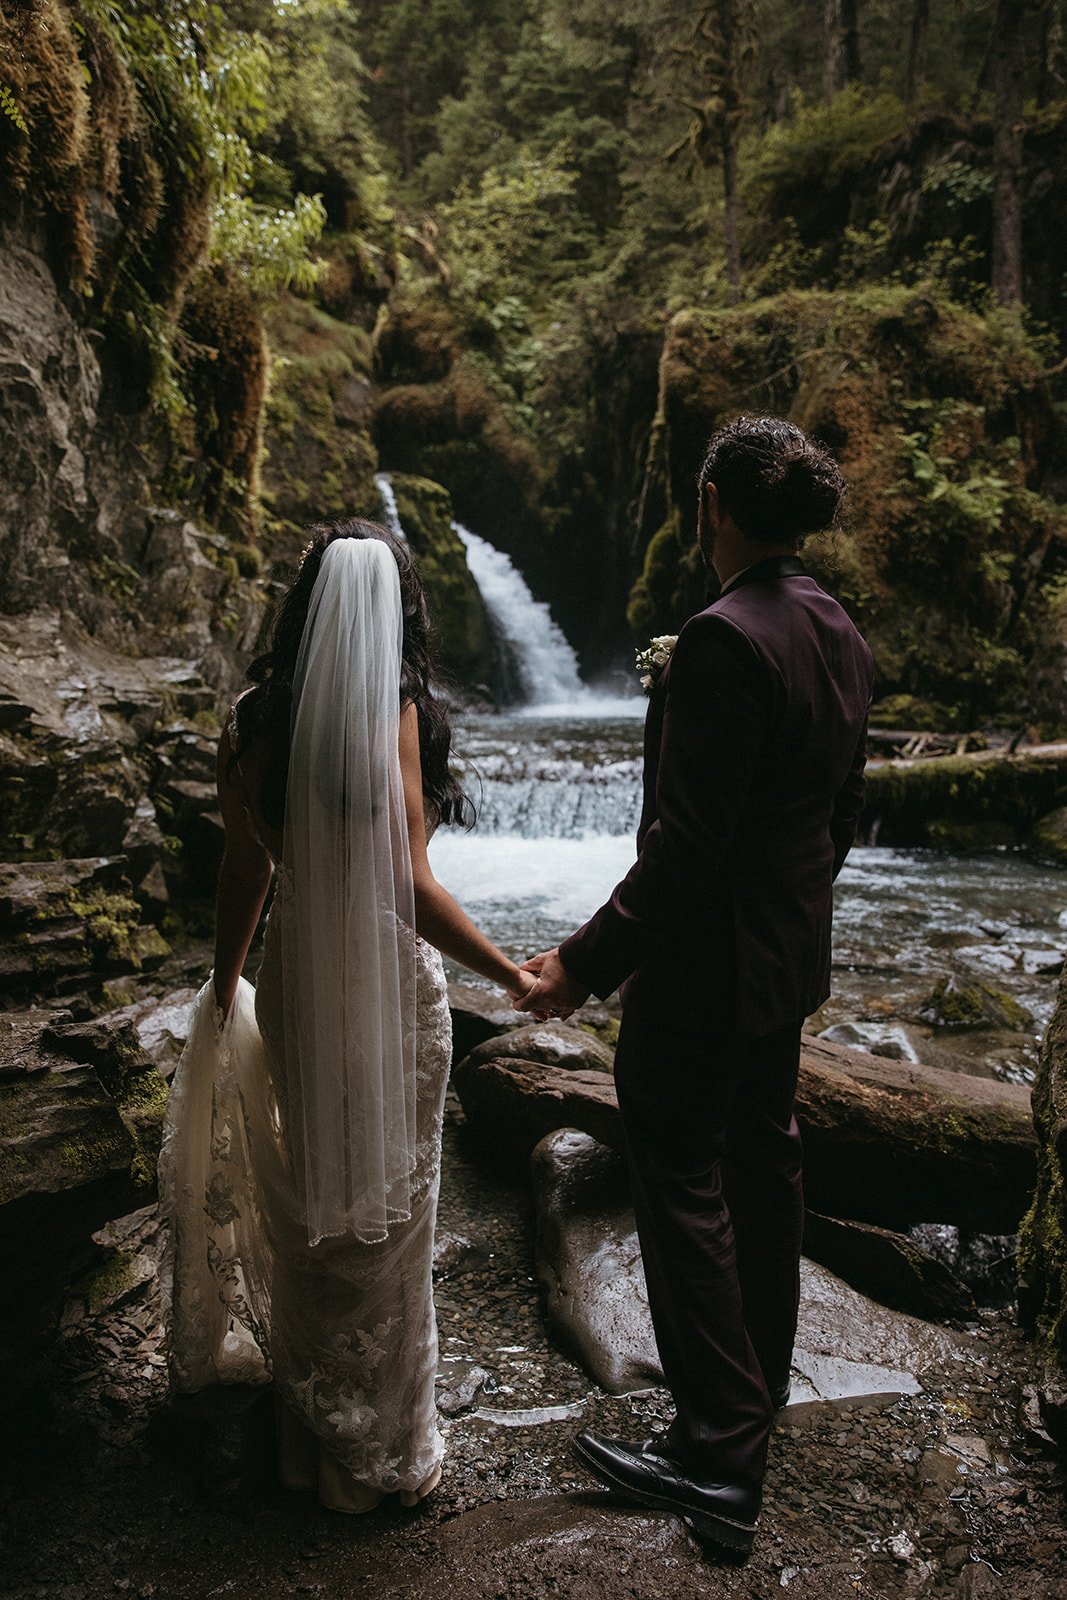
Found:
[1,1091,1065,1600]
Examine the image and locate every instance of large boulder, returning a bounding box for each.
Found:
[1018,964,1067,1451]
[456,1033,1036,1230]
[462,1020,615,1075]
[529,1128,970,1406]
[532,1130,660,1396]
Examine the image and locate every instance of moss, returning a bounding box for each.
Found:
[82,1249,138,1314]
[863,748,1067,848]
[578,1017,621,1053]
[0,1145,32,1207]
[640,285,1067,725]
[57,1127,130,1177]
[921,977,1034,1032]
[180,264,268,540]
[1028,807,1067,868]
[869,695,961,731]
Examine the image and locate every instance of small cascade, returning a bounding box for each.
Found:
[374,473,406,541]
[452,520,586,708]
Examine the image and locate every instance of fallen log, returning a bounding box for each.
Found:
[453,1033,1036,1232]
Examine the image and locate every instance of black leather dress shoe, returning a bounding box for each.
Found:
[771,1381,791,1410]
[571,1431,760,1555]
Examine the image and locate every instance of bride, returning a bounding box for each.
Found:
[159,521,534,1513]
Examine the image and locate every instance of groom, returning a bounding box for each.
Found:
[517,415,873,1555]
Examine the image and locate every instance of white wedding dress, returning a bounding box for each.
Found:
[159,719,453,1495]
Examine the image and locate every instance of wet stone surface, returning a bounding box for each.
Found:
[1,1092,1065,1600]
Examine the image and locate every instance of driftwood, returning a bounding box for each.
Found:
[453,1033,1035,1232]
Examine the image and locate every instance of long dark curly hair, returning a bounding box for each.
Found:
[231,519,473,832]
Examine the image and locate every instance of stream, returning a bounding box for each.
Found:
[430,709,1066,1083]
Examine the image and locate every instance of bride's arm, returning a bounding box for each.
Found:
[399,702,533,1001]
[213,725,275,1015]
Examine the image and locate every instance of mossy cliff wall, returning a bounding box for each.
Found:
[631,287,1067,730]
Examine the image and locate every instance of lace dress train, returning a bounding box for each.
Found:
[159,875,453,1495]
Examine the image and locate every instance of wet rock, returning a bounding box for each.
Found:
[532,1130,662,1395]
[104,988,198,1081]
[908,1223,1018,1306]
[802,1210,976,1321]
[452,1055,623,1164]
[432,1228,490,1279]
[528,1127,968,1409]
[456,1034,1036,1230]
[462,1020,615,1075]
[789,1258,971,1408]
[448,982,525,1064]
[436,1357,494,1417]
[918,976,1033,1032]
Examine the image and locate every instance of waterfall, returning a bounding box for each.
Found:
[451,521,587,709]
[374,473,406,541]
[375,473,638,715]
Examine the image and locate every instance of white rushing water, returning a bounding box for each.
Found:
[374,473,406,541]
[452,520,639,717]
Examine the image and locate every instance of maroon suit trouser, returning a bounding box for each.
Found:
[613,1005,805,1490]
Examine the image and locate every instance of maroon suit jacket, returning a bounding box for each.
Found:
[559,556,874,1037]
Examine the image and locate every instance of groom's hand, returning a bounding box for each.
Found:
[513,947,590,1020]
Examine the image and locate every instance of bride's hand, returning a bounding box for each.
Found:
[506,968,540,1006]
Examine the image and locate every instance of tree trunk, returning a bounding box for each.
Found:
[991,0,1026,305]
[841,0,861,82]
[454,1033,1036,1232]
[721,122,742,299]
[824,0,843,97]
[905,0,930,102]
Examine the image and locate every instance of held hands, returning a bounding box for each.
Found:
[511,947,590,1021]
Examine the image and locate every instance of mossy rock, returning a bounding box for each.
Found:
[389,473,494,688]
[1028,807,1067,868]
[1017,964,1067,1445]
[918,976,1033,1033]
[862,749,1067,848]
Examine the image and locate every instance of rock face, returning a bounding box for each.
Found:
[455,1032,1036,1230]
[1018,963,1067,1452]
[0,1008,167,1343]
[529,1128,971,1407]
[532,1130,661,1396]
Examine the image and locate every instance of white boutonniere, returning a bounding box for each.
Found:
[635,634,678,694]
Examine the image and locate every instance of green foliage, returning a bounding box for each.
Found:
[0,81,27,134]
[210,190,327,295]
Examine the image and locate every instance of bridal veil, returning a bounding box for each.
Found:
[283,536,418,1246]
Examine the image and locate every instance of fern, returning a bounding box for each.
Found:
[0,83,28,136]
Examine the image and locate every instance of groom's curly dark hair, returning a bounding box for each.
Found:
[231,519,474,833]
[698,416,845,546]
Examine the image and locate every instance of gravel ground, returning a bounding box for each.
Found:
[1,1092,1064,1600]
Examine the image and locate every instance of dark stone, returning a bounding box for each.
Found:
[802,1210,976,1321]
[448,982,525,1065]
[532,1130,662,1394]
[462,1020,615,1076]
